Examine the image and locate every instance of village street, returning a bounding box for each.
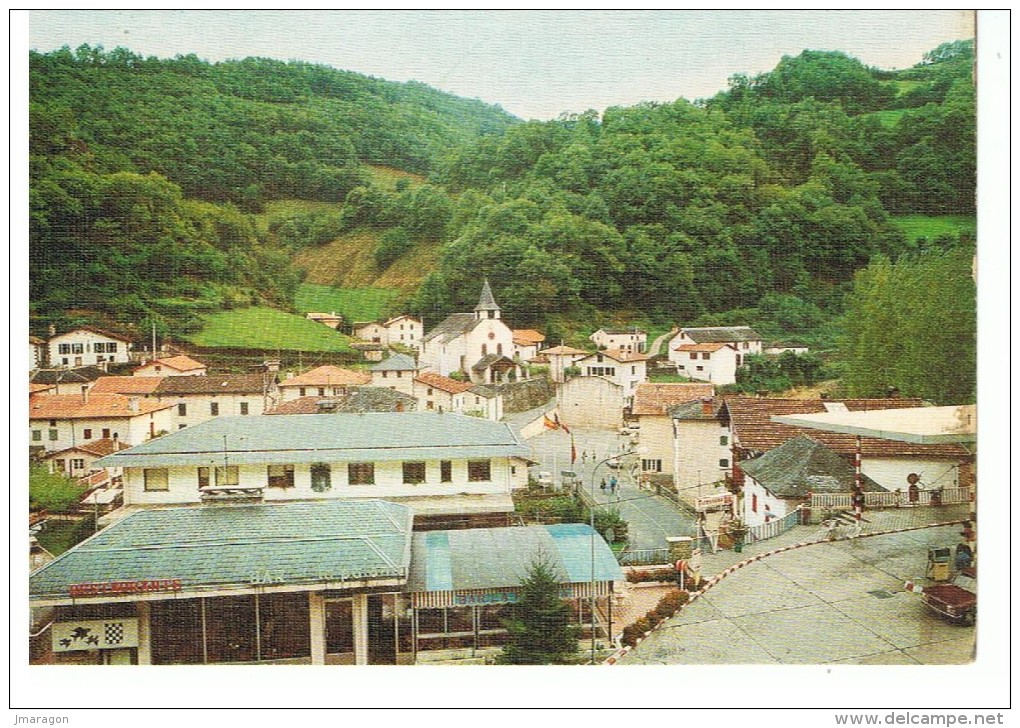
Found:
[518,418,698,551]
[620,517,975,665]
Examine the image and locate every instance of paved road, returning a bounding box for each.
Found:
[524,425,696,550]
[620,521,975,665]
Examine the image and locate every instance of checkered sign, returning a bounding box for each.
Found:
[53,618,139,652]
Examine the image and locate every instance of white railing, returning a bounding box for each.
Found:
[745,508,801,544]
[810,488,973,510]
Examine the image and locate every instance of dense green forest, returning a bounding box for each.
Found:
[29,41,976,402]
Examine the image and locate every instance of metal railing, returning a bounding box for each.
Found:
[745,508,801,544]
[617,547,671,566]
[810,487,973,510]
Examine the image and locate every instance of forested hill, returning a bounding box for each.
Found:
[30,42,974,350]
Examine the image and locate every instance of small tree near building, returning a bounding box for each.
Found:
[498,554,580,665]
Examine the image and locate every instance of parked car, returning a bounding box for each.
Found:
[908,566,976,625]
[606,458,622,469]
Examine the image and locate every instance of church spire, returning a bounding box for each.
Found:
[474,279,501,319]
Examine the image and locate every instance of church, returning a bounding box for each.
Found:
[419,281,520,385]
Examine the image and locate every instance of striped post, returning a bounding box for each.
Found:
[854,435,863,522]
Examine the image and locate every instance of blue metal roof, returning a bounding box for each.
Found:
[96,412,530,468]
[408,524,622,593]
[30,500,414,602]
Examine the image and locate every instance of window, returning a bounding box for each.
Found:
[317,388,325,397]
[642,459,662,473]
[347,462,374,486]
[719,459,729,468]
[178,424,187,429]
[71,458,85,471]
[32,430,41,442]
[72,343,84,354]
[83,428,92,440]
[144,468,169,492]
[701,352,711,360]
[497,343,503,355]
[178,403,187,417]
[155,365,162,372]
[58,343,71,355]
[49,419,57,427]
[689,352,697,360]
[402,461,426,484]
[102,428,110,439]
[299,388,307,397]
[311,463,333,492]
[268,464,295,488]
[426,401,434,410]
[736,355,742,366]
[752,493,758,513]
[210,402,219,416]
[239,402,249,415]
[743,342,749,349]
[696,366,704,372]
[48,429,58,441]
[215,466,239,486]
[719,435,728,446]
[427,388,433,395]
[396,371,402,378]
[197,467,210,489]
[481,344,487,356]
[382,371,388,378]
[467,459,491,482]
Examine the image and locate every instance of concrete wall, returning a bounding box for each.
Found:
[123,456,526,505]
[497,378,555,413]
[673,418,732,506]
[557,377,623,430]
[861,457,961,494]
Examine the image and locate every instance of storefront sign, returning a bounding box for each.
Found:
[53,618,139,652]
[69,579,182,598]
[453,586,575,606]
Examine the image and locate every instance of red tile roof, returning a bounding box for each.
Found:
[632,383,716,416]
[723,397,971,459]
[91,376,165,395]
[541,345,588,356]
[674,342,732,353]
[414,371,474,394]
[28,393,172,420]
[29,383,55,395]
[279,365,371,388]
[44,438,131,459]
[512,329,546,346]
[138,355,206,373]
[583,348,650,363]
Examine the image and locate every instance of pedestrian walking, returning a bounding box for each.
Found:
[600,478,607,492]
[609,475,618,495]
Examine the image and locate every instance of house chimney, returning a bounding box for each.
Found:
[128,397,140,414]
[81,385,89,404]
[701,397,713,416]
[48,324,56,337]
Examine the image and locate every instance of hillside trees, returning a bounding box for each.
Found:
[837,246,976,404]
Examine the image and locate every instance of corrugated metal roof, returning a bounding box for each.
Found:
[29,500,414,601]
[96,412,530,468]
[408,524,622,593]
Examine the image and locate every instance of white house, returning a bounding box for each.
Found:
[42,437,131,479]
[511,329,546,363]
[669,397,734,506]
[369,353,419,396]
[278,365,372,402]
[30,336,46,370]
[29,392,174,452]
[590,327,647,354]
[151,373,278,429]
[48,327,133,367]
[667,326,763,384]
[133,355,207,378]
[30,366,108,395]
[352,315,423,348]
[419,281,519,385]
[413,371,472,413]
[575,348,648,405]
[738,436,886,528]
[306,312,344,329]
[541,345,589,383]
[96,412,533,527]
[465,385,503,421]
[631,383,715,478]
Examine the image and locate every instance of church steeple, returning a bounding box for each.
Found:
[474,279,501,320]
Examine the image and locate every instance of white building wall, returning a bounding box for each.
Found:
[30,410,172,452]
[676,347,739,385]
[162,393,265,429]
[371,370,416,396]
[558,377,624,430]
[591,331,647,353]
[123,456,521,506]
[278,384,350,403]
[741,478,790,528]
[673,418,732,507]
[134,362,206,377]
[861,457,960,494]
[635,415,673,476]
[354,323,387,343]
[49,331,130,366]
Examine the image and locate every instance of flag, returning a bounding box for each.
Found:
[570,433,577,464]
[543,414,559,430]
[555,413,571,434]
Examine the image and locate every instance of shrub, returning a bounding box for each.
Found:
[625,568,675,584]
[652,589,690,620]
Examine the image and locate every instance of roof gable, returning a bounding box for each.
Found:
[278,365,371,388]
[632,383,715,415]
[415,371,474,394]
[141,355,206,372]
[740,435,885,497]
[422,313,479,344]
[28,393,171,420]
[370,353,419,372]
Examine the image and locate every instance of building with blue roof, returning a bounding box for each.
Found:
[29,501,622,666]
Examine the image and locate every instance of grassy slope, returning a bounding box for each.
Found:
[186,307,354,352]
[364,165,427,190]
[891,215,976,242]
[295,284,398,322]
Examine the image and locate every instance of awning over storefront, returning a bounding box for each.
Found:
[407,524,623,608]
[772,405,976,445]
[30,500,414,605]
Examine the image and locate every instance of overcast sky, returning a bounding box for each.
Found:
[25,10,974,120]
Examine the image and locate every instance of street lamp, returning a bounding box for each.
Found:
[589,448,644,665]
